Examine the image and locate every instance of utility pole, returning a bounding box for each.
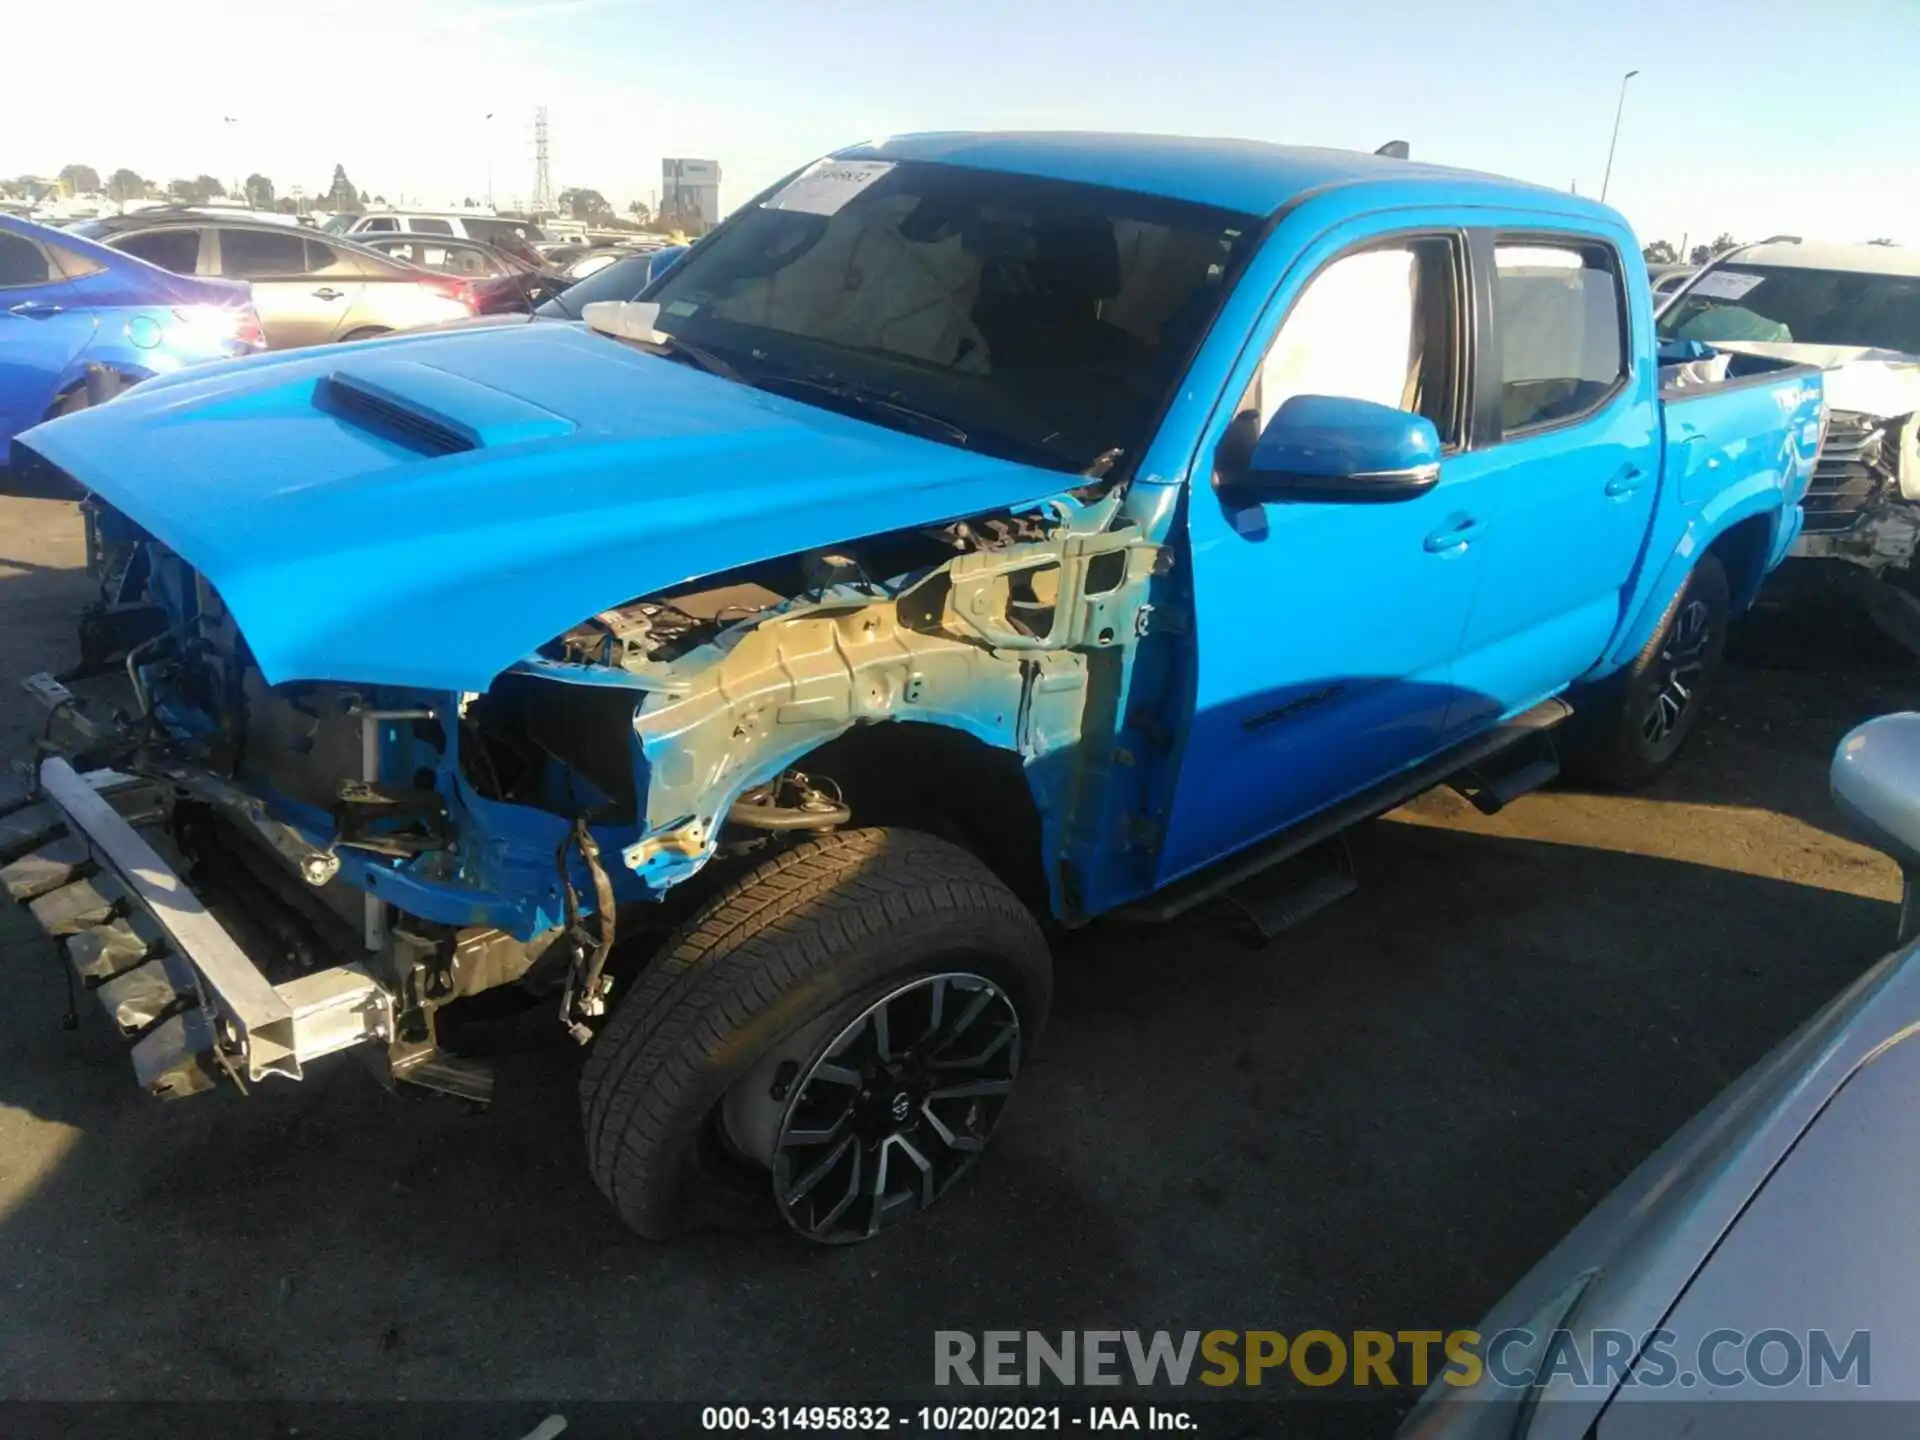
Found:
[485,112,496,211]
[1600,69,1639,203]
[532,107,554,216]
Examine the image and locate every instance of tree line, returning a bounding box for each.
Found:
[3,162,386,215]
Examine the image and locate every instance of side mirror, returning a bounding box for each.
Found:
[1219,394,1442,504]
[1832,713,1920,943]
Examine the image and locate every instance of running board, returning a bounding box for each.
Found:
[1446,727,1563,816]
[1118,696,1573,923]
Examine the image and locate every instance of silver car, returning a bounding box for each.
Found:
[78,219,473,349]
[1401,712,1920,1437]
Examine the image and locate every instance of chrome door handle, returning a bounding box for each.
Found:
[312,287,345,301]
[8,301,63,318]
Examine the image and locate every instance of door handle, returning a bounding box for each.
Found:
[8,301,63,318]
[312,287,345,301]
[1605,465,1649,497]
[1424,516,1481,554]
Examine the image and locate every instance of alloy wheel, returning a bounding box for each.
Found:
[1643,598,1713,746]
[769,973,1021,1243]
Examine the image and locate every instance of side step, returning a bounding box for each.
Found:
[1445,724,1564,817]
[1119,696,1573,925]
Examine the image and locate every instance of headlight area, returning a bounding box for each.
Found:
[31,542,662,1099]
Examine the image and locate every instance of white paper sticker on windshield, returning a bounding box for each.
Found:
[1688,269,1766,301]
[764,160,895,216]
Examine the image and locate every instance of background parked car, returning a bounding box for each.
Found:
[354,233,573,314]
[324,210,546,260]
[532,245,688,318]
[1658,240,1920,585]
[1649,262,1696,301]
[0,214,260,485]
[1401,713,1920,1436]
[71,216,475,349]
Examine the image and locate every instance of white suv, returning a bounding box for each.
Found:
[324,211,545,251]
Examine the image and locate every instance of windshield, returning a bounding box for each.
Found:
[537,252,655,317]
[637,158,1258,474]
[1659,263,1920,355]
[320,213,355,235]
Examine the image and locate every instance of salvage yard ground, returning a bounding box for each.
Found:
[0,494,1912,1417]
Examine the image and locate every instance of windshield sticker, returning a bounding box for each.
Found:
[764,160,895,216]
[1689,270,1766,302]
[664,300,699,316]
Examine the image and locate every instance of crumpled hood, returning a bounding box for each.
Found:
[16,322,1067,691]
[1713,341,1920,417]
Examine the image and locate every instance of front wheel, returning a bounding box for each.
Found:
[1564,554,1730,789]
[579,827,1052,1243]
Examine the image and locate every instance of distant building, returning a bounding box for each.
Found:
[661,158,721,234]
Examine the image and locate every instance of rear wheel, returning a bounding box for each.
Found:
[579,827,1051,1242]
[1565,554,1729,789]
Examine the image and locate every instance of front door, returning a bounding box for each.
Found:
[1156,226,1485,884]
[1442,231,1660,738]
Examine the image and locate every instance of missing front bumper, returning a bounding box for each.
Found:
[26,755,395,1097]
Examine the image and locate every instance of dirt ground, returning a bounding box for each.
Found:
[1,494,1914,1421]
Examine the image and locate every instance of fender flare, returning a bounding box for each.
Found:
[1596,491,1783,677]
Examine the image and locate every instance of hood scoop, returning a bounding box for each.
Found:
[315,360,577,455]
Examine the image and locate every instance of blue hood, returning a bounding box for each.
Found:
[18,323,1067,691]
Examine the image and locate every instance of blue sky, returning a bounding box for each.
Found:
[7,0,1918,246]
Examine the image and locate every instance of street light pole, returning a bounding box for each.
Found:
[1600,69,1639,203]
[485,112,495,211]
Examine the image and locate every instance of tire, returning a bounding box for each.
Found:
[580,827,1052,1243]
[1564,554,1730,789]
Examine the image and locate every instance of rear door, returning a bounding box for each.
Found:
[1441,229,1660,739]
[0,228,92,448]
[216,227,359,348]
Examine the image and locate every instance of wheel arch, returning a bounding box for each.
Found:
[1598,499,1783,678]
[787,720,1051,913]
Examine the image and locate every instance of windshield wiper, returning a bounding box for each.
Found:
[632,331,743,383]
[752,375,969,449]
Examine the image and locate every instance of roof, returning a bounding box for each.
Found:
[838,130,1609,223]
[1722,240,1920,276]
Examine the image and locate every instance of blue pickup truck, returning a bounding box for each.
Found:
[6,133,1822,1245]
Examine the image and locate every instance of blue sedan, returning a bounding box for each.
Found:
[0,213,262,482]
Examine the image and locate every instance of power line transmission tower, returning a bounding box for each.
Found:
[532,107,555,215]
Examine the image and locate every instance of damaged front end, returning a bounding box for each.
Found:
[22,485,1164,1099]
[1791,406,1920,570]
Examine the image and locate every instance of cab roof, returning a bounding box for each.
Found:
[838,130,1617,226]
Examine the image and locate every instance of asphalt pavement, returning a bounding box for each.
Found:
[0,495,1912,1426]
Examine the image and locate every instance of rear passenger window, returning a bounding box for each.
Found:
[0,233,55,287]
[46,242,107,280]
[1492,241,1627,434]
[409,218,455,236]
[305,239,355,274]
[115,229,200,275]
[361,217,397,232]
[220,228,310,278]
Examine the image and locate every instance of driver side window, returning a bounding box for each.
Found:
[1243,237,1464,445]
